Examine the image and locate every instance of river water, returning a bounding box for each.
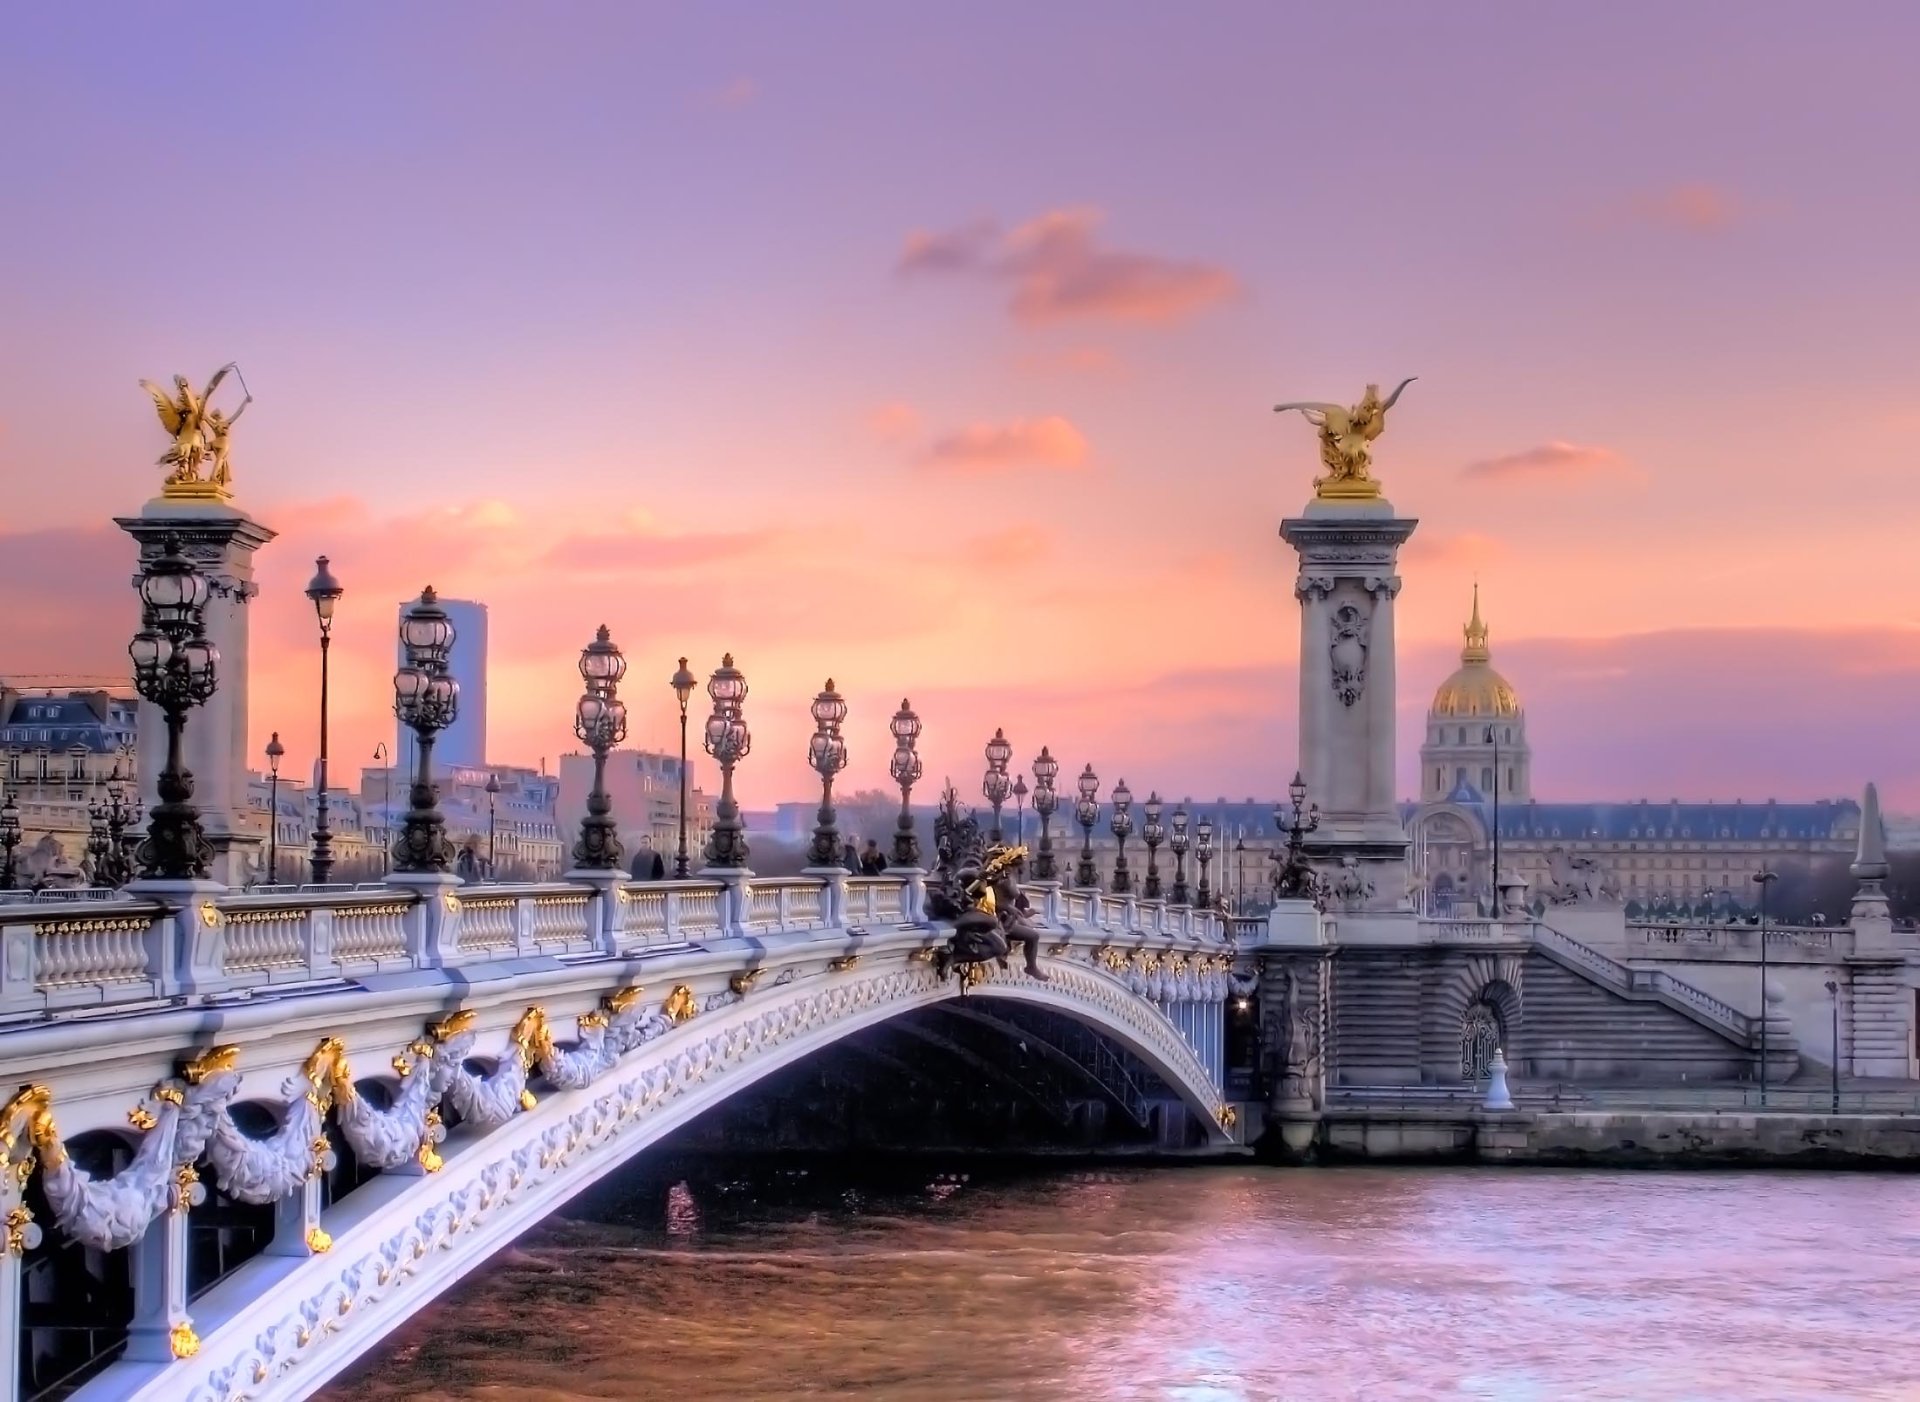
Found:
[327,1163,1920,1401]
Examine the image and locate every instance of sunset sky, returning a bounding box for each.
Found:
[2,5,1917,809]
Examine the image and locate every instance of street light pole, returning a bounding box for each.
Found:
[572,626,629,871]
[806,679,849,869]
[1030,748,1059,880]
[391,588,460,874]
[129,534,220,880]
[1141,791,1164,900]
[1168,802,1191,905]
[1074,765,1100,889]
[888,700,923,868]
[1012,774,1028,853]
[373,742,391,873]
[305,556,344,884]
[1825,977,1840,1113]
[1195,813,1215,909]
[1484,723,1501,913]
[265,732,284,884]
[1109,779,1134,893]
[982,729,1012,845]
[1753,866,1778,1105]
[485,773,501,878]
[670,658,697,878]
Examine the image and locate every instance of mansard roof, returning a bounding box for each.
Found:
[1406,796,1860,843]
[0,691,136,753]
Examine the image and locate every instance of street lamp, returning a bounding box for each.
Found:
[701,654,751,869]
[265,732,285,884]
[1074,764,1100,888]
[1753,866,1777,1105]
[1169,802,1191,905]
[1483,724,1502,911]
[1109,779,1134,894]
[372,742,391,873]
[1012,774,1029,852]
[391,587,459,874]
[485,772,501,878]
[0,791,18,891]
[806,679,850,869]
[982,729,1012,843]
[669,657,697,878]
[1824,977,1841,1113]
[97,765,139,889]
[572,625,629,871]
[1273,770,1322,900]
[1195,812,1215,909]
[85,785,111,886]
[888,699,923,868]
[305,555,344,884]
[1142,791,1165,900]
[1031,747,1060,880]
[128,533,219,880]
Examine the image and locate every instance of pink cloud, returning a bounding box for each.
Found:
[1401,531,1508,567]
[1015,345,1127,378]
[898,207,1237,326]
[921,416,1090,473]
[865,401,921,443]
[970,524,1052,567]
[1460,441,1631,484]
[543,527,786,576]
[1624,183,1741,232]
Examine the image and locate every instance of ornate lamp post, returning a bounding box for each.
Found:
[85,786,111,885]
[1109,778,1134,894]
[1074,764,1100,888]
[572,625,629,871]
[1012,773,1029,851]
[484,773,501,877]
[982,728,1013,843]
[1141,791,1165,900]
[1754,866,1778,1105]
[888,699,923,868]
[372,742,391,873]
[391,587,459,874]
[669,658,697,878]
[0,790,18,891]
[1031,747,1060,880]
[128,533,219,881]
[1169,802,1191,905]
[304,555,344,883]
[806,679,849,868]
[701,654,751,869]
[1273,770,1322,900]
[264,732,284,884]
[1196,812,1216,909]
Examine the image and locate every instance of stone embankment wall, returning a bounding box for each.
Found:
[1297,1110,1920,1168]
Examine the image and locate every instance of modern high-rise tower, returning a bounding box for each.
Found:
[395,596,488,773]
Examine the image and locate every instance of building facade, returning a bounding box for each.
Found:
[557,748,713,873]
[394,596,488,773]
[1405,593,1859,913]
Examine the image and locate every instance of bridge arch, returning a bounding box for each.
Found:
[125,953,1229,1402]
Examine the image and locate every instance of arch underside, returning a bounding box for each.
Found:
[127,955,1228,1402]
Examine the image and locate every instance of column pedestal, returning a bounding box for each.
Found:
[116,499,277,888]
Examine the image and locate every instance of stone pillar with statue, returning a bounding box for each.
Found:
[115,366,275,888]
[1274,380,1419,929]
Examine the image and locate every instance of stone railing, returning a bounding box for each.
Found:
[1533,922,1757,1043]
[0,871,1229,1018]
[1627,922,1844,960]
[1418,919,1506,942]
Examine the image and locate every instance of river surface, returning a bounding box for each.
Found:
[326,1164,1920,1401]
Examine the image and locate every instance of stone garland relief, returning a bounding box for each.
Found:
[1329,602,1372,706]
[0,934,1235,1397]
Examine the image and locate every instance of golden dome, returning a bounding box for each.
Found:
[1431,585,1521,718]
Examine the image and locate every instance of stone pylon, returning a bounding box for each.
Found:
[116,496,277,887]
[1279,495,1417,918]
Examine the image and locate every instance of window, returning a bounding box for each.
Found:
[1506,767,1515,790]
[1481,767,1493,790]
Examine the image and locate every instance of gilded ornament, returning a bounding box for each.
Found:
[417,1109,444,1174]
[728,968,764,995]
[430,1009,476,1043]
[1096,946,1127,973]
[957,962,988,990]
[182,1045,240,1085]
[198,901,222,928]
[1217,1105,1238,1130]
[663,985,698,1024]
[141,363,250,501]
[518,1090,537,1112]
[1,1084,62,1177]
[828,955,861,973]
[578,1009,609,1032]
[153,1084,185,1108]
[1274,378,1416,501]
[3,1205,36,1256]
[510,1007,550,1067]
[127,1105,158,1132]
[169,1321,201,1359]
[173,1164,199,1212]
[442,892,461,914]
[1048,941,1071,957]
[305,1225,333,1254]
[908,946,937,963]
[606,984,645,1016]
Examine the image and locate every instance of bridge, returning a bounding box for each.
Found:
[0,871,1241,1401]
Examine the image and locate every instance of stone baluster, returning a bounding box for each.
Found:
[268,1139,334,1260]
[124,1167,202,1363]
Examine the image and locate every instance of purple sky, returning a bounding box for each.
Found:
[2,4,1917,806]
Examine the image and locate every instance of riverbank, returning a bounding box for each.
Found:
[1279,1105,1920,1169]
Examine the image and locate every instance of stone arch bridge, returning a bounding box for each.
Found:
[0,872,1240,1402]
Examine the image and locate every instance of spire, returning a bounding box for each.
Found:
[1461,582,1490,663]
[1852,781,1889,881]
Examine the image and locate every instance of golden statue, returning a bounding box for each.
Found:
[139,363,251,501]
[1274,378,1416,501]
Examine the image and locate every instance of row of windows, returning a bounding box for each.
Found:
[1430,726,1518,745]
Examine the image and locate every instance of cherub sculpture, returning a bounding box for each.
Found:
[1275,378,1416,497]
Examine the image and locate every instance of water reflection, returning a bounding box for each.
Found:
[328,1165,1920,1401]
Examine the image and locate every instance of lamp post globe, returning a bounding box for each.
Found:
[1012,773,1029,852]
[806,679,851,869]
[390,587,460,874]
[304,555,345,884]
[981,729,1013,843]
[484,772,502,878]
[1109,778,1134,894]
[1169,801,1191,905]
[887,699,924,869]
[572,625,628,872]
[700,654,752,869]
[1073,764,1100,889]
[129,533,220,881]
[1141,791,1165,900]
